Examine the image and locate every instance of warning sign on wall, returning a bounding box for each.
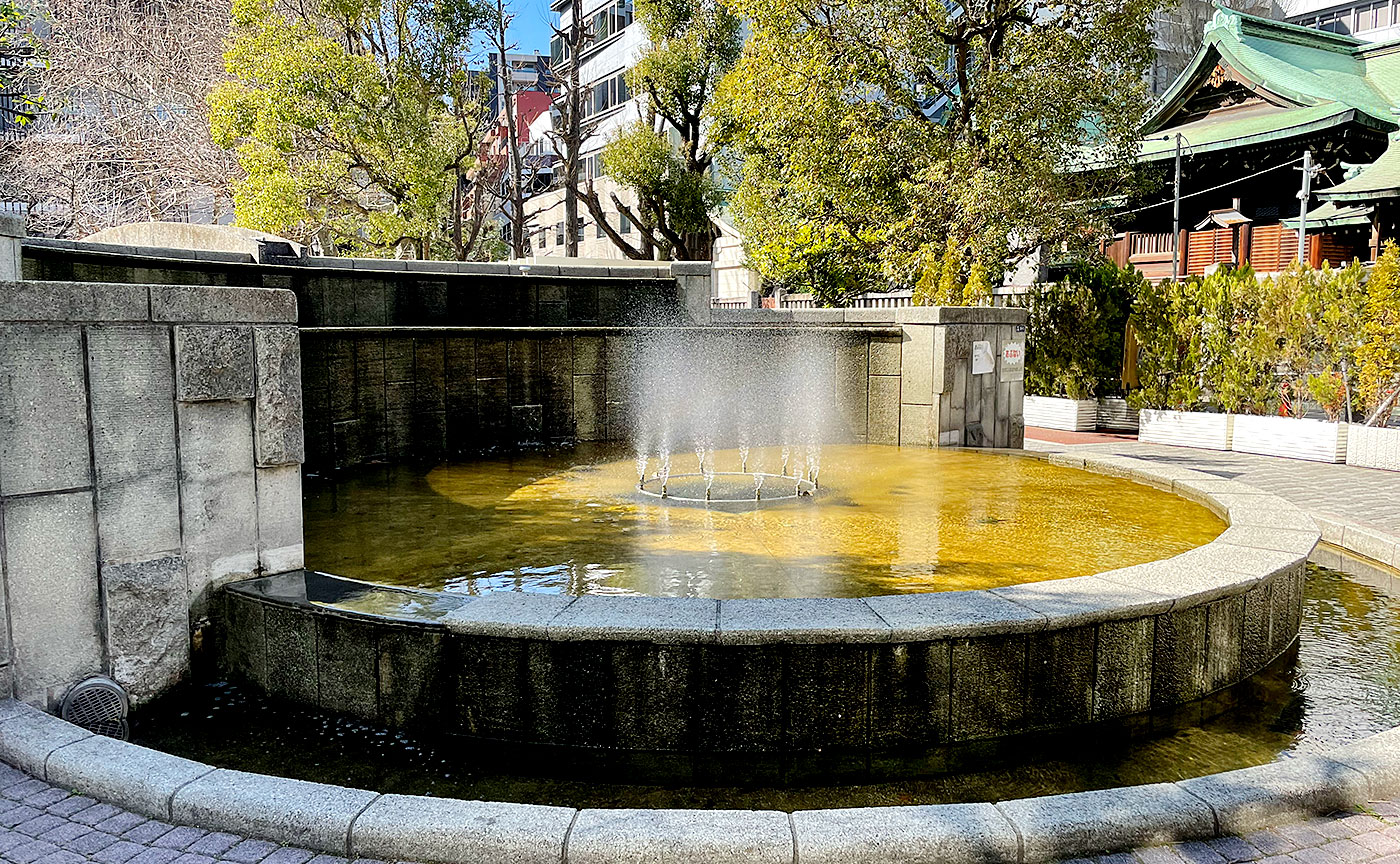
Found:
[1000,342,1025,383]
[971,341,995,375]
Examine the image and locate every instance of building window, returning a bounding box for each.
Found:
[620,213,632,234]
[596,220,605,239]
[555,222,564,245]
[537,230,546,250]
[577,222,585,241]
[586,71,630,118]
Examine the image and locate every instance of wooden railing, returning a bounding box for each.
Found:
[1103,223,1364,281]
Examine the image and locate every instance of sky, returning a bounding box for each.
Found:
[506,0,557,56]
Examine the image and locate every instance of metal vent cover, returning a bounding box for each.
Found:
[61,676,130,740]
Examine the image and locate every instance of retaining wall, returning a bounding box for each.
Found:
[0,280,305,708]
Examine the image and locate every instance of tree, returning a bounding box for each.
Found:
[1021,258,1142,400]
[1357,241,1400,423]
[544,10,594,257]
[714,0,1161,304]
[209,0,492,258]
[0,0,236,237]
[579,0,740,261]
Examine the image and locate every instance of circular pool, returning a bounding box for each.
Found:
[303,444,1225,597]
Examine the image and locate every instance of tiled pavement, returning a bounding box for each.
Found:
[0,437,1395,864]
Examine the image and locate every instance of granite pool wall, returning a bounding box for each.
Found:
[217,455,1317,769]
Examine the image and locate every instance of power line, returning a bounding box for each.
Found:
[1110,155,1307,219]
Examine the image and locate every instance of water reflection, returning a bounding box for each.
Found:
[303,444,1224,598]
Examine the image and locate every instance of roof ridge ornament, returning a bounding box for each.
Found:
[1205,6,1243,41]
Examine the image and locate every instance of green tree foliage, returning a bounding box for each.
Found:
[209,0,488,258]
[1129,267,1272,413]
[1254,260,1366,420]
[1021,258,1142,400]
[0,1,41,128]
[589,0,740,261]
[713,0,1160,305]
[1357,241,1400,423]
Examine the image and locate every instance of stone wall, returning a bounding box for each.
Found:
[0,280,304,708]
[301,327,896,471]
[19,237,713,329]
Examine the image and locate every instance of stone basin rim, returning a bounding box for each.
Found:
[245,451,1321,645]
[3,454,1392,864]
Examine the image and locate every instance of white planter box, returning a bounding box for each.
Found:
[1346,424,1400,471]
[1230,415,1348,463]
[1139,409,1234,450]
[1023,396,1098,431]
[1097,397,1139,432]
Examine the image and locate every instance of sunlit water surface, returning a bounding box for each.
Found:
[303,444,1224,597]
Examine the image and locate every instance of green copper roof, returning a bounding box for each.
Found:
[1283,201,1374,228]
[1140,5,1400,157]
[1138,103,1368,161]
[1315,137,1400,200]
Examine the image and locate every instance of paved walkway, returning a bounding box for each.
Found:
[1023,435,1400,541]
[1,436,1396,864]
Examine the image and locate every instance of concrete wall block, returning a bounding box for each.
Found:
[175,325,254,401]
[1206,593,1245,691]
[0,325,92,496]
[898,402,934,448]
[257,465,304,574]
[1,491,104,707]
[868,376,900,446]
[1152,605,1209,709]
[868,336,901,376]
[102,555,190,704]
[86,325,181,563]
[177,401,258,608]
[900,325,935,405]
[573,335,605,377]
[573,374,606,441]
[950,635,1025,741]
[0,281,147,322]
[150,286,296,324]
[1094,617,1154,720]
[254,326,305,466]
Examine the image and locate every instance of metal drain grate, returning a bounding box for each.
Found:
[61,676,129,740]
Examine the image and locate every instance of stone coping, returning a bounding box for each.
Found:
[713,306,1031,326]
[235,452,1320,646]
[0,280,297,324]
[20,237,703,281]
[300,324,908,335]
[4,456,1398,862]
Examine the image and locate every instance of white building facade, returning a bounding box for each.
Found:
[523,0,759,299]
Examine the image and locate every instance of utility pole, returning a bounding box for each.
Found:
[1296,149,1316,264]
[1171,133,1183,280]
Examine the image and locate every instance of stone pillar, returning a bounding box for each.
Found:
[670,261,713,325]
[895,307,1027,449]
[0,280,301,708]
[0,215,23,282]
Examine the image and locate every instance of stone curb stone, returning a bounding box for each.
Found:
[1342,524,1399,571]
[996,782,1216,862]
[716,598,892,645]
[863,591,1048,640]
[350,794,574,864]
[791,803,1019,864]
[45,734,213,820]
[441,593,578,639]
[989,575,1175,627]
[1177,754,1371,834]
[546,596,719,644]
[1330,726,1400,800]
[0,704,93,777]
[170,768,378,852]
[566,808,792,864]
[1216,526,1320,556]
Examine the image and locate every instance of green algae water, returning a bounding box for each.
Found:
[301,444,1224,597]
[136,554,1400,809]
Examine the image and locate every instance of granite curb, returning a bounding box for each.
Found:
[2,698,1399,863]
